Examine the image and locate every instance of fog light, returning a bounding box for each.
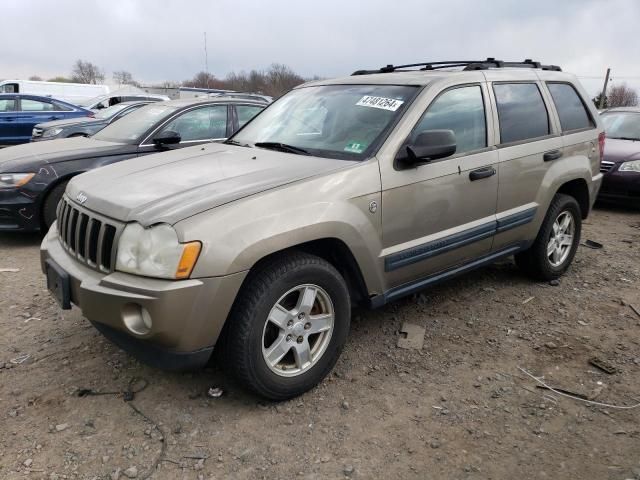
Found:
[121,303,152,335]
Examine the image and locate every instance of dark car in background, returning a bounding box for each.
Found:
[599,107,640,207]
[0,97,265,231]
[32,101,154,141]
[0,94,92,145]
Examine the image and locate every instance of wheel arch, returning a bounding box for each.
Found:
[239,238,372,308]
[554,178,590,219]
[39,172,86,228]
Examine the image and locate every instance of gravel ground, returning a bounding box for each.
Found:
[1,205,639,480]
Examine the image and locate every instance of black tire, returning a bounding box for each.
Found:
[223,252,351,400]
[41,181,68,230]
[515,193,581,281]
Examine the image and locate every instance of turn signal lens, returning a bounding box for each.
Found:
[175,242,202,279]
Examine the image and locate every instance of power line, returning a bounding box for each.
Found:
[577,75,640,80]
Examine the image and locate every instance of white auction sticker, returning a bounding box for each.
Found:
[356,96,404,111]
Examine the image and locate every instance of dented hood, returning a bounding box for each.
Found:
[66,143,356,225]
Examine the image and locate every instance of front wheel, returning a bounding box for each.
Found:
[41,181,68,231]
[223,252,351,400]
[515,193,581,280]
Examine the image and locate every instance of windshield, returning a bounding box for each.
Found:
[94,103,131,120]
[79,95,106,108]
[229,84,419,159]
[601,112,640,140]
[93,104,177,143]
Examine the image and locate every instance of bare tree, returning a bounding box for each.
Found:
[264,63,305,97]
[48,76,73,83]
[182,71,224,89]
[607,84,639,108]
[183,64,312,97]
[71,60,105,84]
[28,75,42,81]
[112,70,138,86]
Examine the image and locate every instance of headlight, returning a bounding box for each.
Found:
[115,223,201,279]
[619,160,640,173]
[42,127,64,138]
[0,173,35,188]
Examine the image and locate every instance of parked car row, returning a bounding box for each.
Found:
[0,94,93,144]
[0,97,265,230]
[31,101,155,141]
[598,107,640,206]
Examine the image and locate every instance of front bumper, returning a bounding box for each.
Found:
[0,187,41,231]
[598,168,640,205]
[41,224,247,371]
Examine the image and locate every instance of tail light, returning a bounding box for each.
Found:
[598,132,606,161]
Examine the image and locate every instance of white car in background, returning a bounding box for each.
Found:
[0,79,109,105]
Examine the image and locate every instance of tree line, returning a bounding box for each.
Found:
[592,84,638,109]
[28,60,315,98]
[28,59,639,105]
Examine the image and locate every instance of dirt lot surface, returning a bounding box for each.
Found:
[1,206,640,480]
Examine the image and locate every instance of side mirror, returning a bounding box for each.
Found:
[396,129,457,168]
[152,130,181,147]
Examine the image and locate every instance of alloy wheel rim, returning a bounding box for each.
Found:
[547,210,575,267]
[261,284,334,377]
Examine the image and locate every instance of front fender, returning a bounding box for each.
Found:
[176,160,385,294]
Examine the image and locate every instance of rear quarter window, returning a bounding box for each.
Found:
[493,83,550,144]
[547,82,594,132]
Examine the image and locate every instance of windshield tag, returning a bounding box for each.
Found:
[356,96,404,111]
[344,141,367,153]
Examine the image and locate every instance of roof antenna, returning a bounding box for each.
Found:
[204,31,210,89]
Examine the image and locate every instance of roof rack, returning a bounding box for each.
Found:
[351,58,562,76]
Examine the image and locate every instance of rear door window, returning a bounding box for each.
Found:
[52,101,73,112]
[236,105,263,128]
[547,83,594,132]
[493,83,550,144]
[21,99,55,111]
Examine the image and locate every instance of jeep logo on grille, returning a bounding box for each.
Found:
[76,192,88,204]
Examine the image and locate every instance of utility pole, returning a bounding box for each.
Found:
[599,68,611,109]
[204,32,209,89]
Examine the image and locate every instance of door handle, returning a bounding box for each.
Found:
[469,167,496,181]
[543,150,563,162]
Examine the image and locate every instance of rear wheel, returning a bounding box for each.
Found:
[515,193,581,280]
[41,181,68,231]
[223,252,350,400]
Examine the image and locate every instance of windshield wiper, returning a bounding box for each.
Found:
[223,139,250,147]
[254,142,311,155]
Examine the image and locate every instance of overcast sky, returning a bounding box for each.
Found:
[3,0,640,96]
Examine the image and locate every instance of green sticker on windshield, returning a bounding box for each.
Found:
[344,141,367,153]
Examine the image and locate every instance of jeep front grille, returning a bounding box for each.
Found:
[600,160,615,173]
[56,197,121,273]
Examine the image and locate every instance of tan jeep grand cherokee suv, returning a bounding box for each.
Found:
[41,59,604,399]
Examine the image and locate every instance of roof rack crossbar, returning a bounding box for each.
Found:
[351,58,561,76]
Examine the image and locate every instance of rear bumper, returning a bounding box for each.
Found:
[41,223,247,370]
